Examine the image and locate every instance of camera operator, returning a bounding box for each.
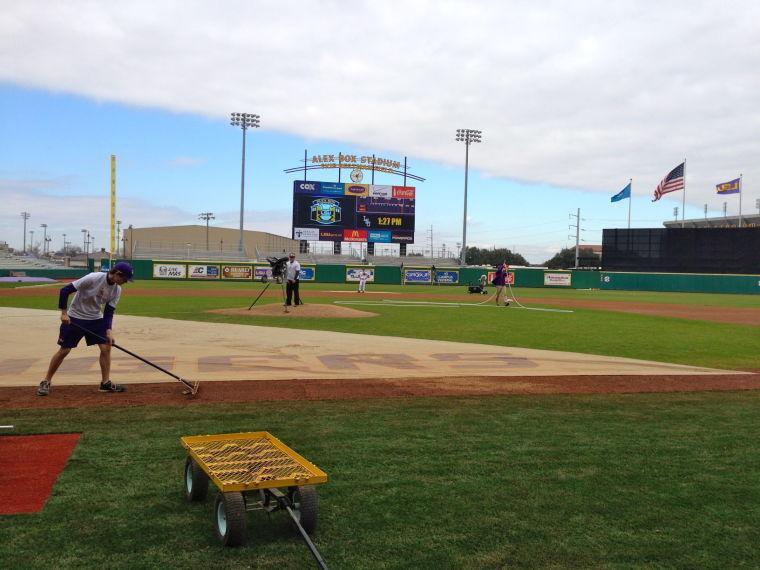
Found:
[285,252,303,306]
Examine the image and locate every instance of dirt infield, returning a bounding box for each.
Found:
[3,373,760,409]
[2,286,757,325]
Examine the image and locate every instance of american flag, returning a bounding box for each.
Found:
[652,162,685,201]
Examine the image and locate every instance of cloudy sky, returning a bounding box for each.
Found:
[1,1,759,262]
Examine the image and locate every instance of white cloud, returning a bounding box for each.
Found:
[1,1,759,209]
[0,180,290,251]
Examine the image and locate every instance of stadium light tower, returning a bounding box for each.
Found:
[455,129,482,265]
[230,112,261,253]
[198,212,215,250]
[21,212,30,253]
[40,224,48,255]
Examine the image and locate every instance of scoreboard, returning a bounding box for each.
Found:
[291,180,415,243]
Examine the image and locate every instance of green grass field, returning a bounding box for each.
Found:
[2,280,760,568]
[3,394,760,568]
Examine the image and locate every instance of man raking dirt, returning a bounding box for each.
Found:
[37,262,199,397]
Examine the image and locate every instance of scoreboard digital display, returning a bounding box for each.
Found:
[292,180,415,243]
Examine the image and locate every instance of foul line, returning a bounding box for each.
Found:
[334,299,573,313]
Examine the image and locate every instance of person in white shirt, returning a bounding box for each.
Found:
[357,269,370,293]
[285,252,302,306]
[37,262,134,396]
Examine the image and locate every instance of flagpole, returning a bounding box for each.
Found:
[739,173,743,227]
[628,178,632,229]
[681,158,686,228]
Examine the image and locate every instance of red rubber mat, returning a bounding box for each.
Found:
[0,433,81,514]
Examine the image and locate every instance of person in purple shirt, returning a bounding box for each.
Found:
[492,260,510,306]
[37,262,134,396]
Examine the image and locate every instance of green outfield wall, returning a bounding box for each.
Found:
[599,271,760,294]
[94,259,760,295]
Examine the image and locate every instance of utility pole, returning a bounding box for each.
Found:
[723,202,727,217]
[198,212,215,250]
[62,233,67,256]
[428,225,434,263]
[569,208,581,268]
[21,212,30,253]
[29,230,35,253]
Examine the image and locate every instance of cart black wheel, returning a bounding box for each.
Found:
[290,485,318,535]
[215,492,247,547]
[184,457,209,502]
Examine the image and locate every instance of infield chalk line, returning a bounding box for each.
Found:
[334,300,573,313]
[381,299,574,313]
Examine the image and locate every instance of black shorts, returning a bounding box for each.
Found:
[58,317,108,348]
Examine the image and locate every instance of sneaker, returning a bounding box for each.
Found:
[99,381,127,393]
[37,380,50,396]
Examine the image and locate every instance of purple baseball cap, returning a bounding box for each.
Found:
[112,261,134,281]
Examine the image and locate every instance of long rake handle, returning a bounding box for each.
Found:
[247,281,271,310]
[68,321,196,391]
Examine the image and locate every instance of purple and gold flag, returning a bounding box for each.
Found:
[716,178,740,195]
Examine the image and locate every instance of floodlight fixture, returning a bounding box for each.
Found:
[454,128,484,265]
[230,112,261,252]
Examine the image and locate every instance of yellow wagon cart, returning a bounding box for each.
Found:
[181,431,328,568]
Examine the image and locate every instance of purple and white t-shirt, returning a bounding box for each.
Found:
[67,272,122,320]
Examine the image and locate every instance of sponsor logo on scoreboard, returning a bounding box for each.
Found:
[391,232,414,243]
[319,182,345,196]
[392,186,415,199]
[319,229,343,241]
[343,229,368,242]
[345,184,369,196]
[368,230,392,243]
[294,181,320,193]
[368,185,392,198]
[293,227,320,240]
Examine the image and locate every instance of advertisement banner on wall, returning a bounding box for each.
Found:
[544,272,572,286]
[346,267,375,282]
[299,266,316,281]
[188,265,220,279]
[222,265,253,280]
[254,266,272,281]
[404,268,431,284]
[435,270,459,284]
[153,263,187,279]
[487,271,515,285]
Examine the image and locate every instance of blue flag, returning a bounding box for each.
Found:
[611,182,631,202]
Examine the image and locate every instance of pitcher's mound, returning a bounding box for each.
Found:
[208,304,378,319]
